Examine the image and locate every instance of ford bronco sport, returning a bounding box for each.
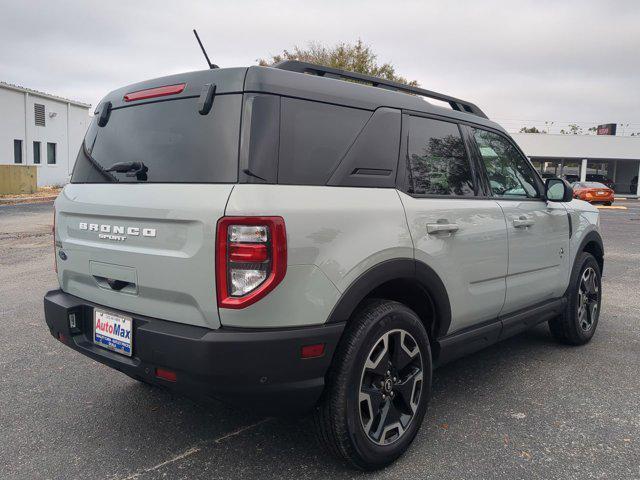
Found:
[44,61,604,470]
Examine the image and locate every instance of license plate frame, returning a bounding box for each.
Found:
[93,308,133,357]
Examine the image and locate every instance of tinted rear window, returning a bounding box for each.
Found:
[71,95,241,183]
[277,98,371,185]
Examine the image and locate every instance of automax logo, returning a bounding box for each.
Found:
[94,310,133,355]
[95,316,131,340]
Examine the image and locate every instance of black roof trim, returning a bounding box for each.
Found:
[274,60,488,119]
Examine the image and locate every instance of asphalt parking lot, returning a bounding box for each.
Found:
[1,201,639,480]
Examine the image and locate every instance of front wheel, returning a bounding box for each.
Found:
[549,252,602,345]
[314,299,432,470]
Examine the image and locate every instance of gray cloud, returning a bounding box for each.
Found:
[1,0,638,132]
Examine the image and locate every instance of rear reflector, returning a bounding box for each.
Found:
[155,368,177,382]
[124,83,186,102]
[301,343,325,359]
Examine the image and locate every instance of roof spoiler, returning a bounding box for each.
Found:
[273,60,488,119]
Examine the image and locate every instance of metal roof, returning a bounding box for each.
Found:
[512,133,640,161]
[0,81,91,109]
[244,66,503,132]
[97,66,503,132]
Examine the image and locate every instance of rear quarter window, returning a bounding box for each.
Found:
[277,98,371,185]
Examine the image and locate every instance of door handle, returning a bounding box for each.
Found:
[426,221,460,234]
[513,215,535,228]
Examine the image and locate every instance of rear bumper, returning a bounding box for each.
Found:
[43,289,344,414]
[580,194,614,203]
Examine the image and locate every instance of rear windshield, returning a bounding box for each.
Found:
[71,95,241,183]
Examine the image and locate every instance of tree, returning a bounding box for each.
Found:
[258,39,418,87]
[519,126,544,133]
[560,124,583,135]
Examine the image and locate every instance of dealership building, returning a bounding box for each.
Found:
[512,132,640,197]
[0,81,90,187]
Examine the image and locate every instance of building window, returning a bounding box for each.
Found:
[47,142,56,164]
[33,141,41,164]
[14,139,23,164]
[34,103,46,126]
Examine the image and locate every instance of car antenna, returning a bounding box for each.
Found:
[193,29,218,69]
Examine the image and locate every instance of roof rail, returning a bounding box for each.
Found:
[273,60,488,119]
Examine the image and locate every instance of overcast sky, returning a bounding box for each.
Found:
[1,0,639,133]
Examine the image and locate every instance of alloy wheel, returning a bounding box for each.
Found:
[358,329,423,446]
[577,266,599,332]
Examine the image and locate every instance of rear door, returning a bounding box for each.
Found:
[56,78,244,329]
[469,127,570,313]
[398,115,508,334]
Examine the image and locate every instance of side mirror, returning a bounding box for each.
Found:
[545,178,573,202]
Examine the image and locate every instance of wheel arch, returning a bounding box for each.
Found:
[576,230,604,273]
[326,258,452,343]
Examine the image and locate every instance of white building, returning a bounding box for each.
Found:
[512,133,640,197]
[0,81,91,187]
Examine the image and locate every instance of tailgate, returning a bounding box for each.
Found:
[55,184,233,328]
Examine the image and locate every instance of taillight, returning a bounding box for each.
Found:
[216,217,286,309]
[123,83,186,102]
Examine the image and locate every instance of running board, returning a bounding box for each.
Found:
[435,298,566,367]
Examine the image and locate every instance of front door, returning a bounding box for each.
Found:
[398,115,508,334]
[470,127,570,313]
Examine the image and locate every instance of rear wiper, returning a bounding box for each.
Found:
[81,142,119,182]
[106,161,149,180]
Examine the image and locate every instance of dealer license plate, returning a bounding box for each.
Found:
[93,308,133,356]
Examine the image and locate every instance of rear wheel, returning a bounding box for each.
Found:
[604,201,612,206]
[549,252,601,345]
[314,299,432,470]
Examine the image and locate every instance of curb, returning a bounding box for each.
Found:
[0,195,58,205]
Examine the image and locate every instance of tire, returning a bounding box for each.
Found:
[314,299,432,470]
[604,202,612,206]
[549,252,602,345]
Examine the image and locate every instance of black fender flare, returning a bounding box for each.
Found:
[575,229,604,269]
[325,258,452,339]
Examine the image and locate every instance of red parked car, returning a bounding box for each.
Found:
[572,182,614,205]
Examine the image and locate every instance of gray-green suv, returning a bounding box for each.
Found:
[44,61,604,470]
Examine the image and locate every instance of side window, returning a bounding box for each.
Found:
[473,129,540,199]
[278,98,371,185]
[406,117,475,196]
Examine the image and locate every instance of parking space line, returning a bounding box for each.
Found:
[117,418,271,480]
[596,205,628,210]
[119,447,201,480]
